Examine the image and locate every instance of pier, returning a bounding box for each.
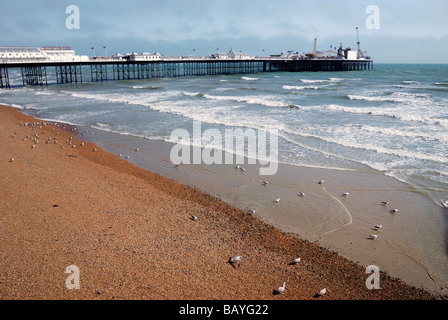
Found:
[0,58,373,89]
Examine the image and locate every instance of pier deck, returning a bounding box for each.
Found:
[0,58,373,89]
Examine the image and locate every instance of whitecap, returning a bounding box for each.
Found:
[241,76,259,81]
[403,80,419,84]
[283,85,319,90]
[299,79,327,83]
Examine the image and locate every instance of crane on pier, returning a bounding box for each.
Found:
[356,27,366,59]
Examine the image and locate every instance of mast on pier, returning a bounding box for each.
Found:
[356,27,365,59]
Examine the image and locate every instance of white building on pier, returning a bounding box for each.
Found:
[127,52,163,61]
[212,49,254,60]
[0,46,89,63]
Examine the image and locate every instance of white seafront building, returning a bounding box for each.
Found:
[0,46,89,63]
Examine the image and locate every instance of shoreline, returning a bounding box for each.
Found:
[87,123,448,294]
[0,104,443,300]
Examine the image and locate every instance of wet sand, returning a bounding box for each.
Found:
[0,104,442,300]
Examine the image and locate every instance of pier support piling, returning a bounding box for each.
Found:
[56,64,82,84]
[21,66,47,86]
[0,67,10,89]
[1,58,372,89]
[90,64,108,82]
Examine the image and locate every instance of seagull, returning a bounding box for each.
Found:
[317,288,327,296]
[248,209,256,215]
[276,282,286,294]
[292,257,301,264]
[442,200,448,208]
[374,225,383,230]
[230,254,242,266]
[262,181,269,186]
[381,201,389,206]
[298,192,305,197]
[369,235,379,240]
[9,158,14,162]
[190,215,198,221]
[274,198,281,203]
[318,180,325,185]
[342,192,349,197]
[390,209,399,213]
[135,148,140,152]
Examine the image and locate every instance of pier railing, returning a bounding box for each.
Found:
[0,58,373,89]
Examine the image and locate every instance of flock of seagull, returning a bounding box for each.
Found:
[236,168,401,242]
[10,121,143,160]
[228,253,326,297]
[187,164,414,296]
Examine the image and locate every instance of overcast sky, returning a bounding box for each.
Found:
[1,0,447,63]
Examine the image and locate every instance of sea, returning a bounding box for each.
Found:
[1,63,448,293]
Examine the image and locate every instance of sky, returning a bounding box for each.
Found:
[0,0,447,63]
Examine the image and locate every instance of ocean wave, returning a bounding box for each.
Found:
[327,104,448,127]
[296,130,448,164]
[299,79,328,83]
[361,125,448,143]
[1,102,24,109]
[347,92,430,104]
[182,91,204,97]
[435,82,448,86]
[90,124,167,141]
[34,90,55,96]
[403,80,419,84]
[68,90,180,107]
[202,93,294,109]
[282,85,320,91]
[241,76,259,81]
[394,85,421,89]
[133,85,163,90]
[395,84,448,92]
[95,122,110,128]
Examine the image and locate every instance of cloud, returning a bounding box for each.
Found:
[0,0,446,63]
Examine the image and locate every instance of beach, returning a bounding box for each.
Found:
[0,104,441,300]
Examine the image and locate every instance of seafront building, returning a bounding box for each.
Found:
[0,46,89,63]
